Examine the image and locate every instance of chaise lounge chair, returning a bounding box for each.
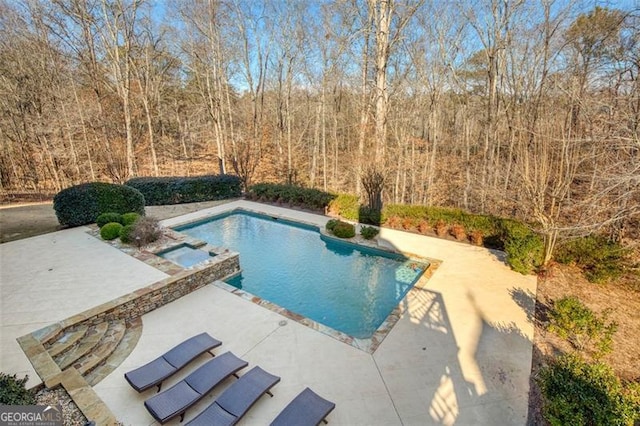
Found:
[144,351,248,424]
[125,332,222,392]
[185,366,281,426]
[270,387,336,426]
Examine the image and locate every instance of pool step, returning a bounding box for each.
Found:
[85,318,143,386]
[47,325,89,357]
[73,320,127,376]
[54,322,109,370]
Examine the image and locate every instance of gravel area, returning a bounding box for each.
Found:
[35,387,87,426]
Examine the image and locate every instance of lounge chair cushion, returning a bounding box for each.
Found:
[270,387,336,426]
[144,351,248,424]
[186,366,281,426]
[125,332,222,392]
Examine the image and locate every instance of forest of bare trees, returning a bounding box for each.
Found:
[1,0,638,250]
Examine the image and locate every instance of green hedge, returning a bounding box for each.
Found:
[100,222,123,240]
[53,182,145,227]
[327,196,543,274]
[125,174,242,205]
[247,183,335,209]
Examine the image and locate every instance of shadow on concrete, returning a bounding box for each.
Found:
[376,271,533,425]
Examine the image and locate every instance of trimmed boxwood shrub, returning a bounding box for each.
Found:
[0,373,35,405]
[537,354,640,426]
[325,219,339,232]
[100,222,123,240]
[332,221,356,238]
[125,174,241,205]
[121,212,141,226]
[54,182,145,227]
[119,224,136,244]
[360,226,379,240]
[96,212,123,228]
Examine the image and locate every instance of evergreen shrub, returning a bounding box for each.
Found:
[53,182,144,227]
[0,373,35,405]
[248,183,335,209]
[121,212,141,226]
[332,221,356,238]
[119,224,136,244]
[537,354,640,426]
[126,174,241,205]
[360,226,379,240]
[100,222,123,240]
[548,296,618,358]
[96,212,123,228]
[555,236,627,283]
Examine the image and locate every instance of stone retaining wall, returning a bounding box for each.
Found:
[35,251,240,346]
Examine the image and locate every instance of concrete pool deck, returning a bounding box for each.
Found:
[0,200,536,425]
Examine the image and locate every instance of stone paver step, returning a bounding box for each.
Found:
[54,322,109,370]
[74,320,127,376]
[85,317,143,386]
[47,326,89,358]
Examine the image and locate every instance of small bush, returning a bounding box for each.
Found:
[402,217,415,231]
[435,220,448,237]
[96,212,123,228]
[450,223,466,241]
[119,224,136,244]
[499,219,543,274]
[360,226,379,240]
[548,296,618,358]
[127,216,163,248]
[54,182,145,227]
[417,220,431,235]
[121,212,141,226]
[469,230,484,246]
[325,219,339,232]
[0,373,35,405]
[126,174,242,205]
[537,354,640,426]
[100,222,123,240]
[555,236,627,283]
[386,216,402,229]
[332,221,356,238]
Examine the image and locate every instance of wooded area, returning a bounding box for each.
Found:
[1,0,638,255]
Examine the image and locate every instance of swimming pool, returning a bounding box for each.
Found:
[175,211,427,339]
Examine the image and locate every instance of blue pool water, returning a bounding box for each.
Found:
[157,244,212,268]
[176,211,427,339]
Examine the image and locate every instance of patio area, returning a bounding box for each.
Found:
[0,200,536,425]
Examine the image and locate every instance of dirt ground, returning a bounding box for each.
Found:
[2,201,639,425]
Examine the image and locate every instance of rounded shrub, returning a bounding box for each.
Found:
[119,224,136,244]
[360,225,379,240]
[53,182,145,227]
[100,222,123,240]
[96,212,123,228]
[121,212,141,226]
[325,219,339,232]
[332,221,356,239]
